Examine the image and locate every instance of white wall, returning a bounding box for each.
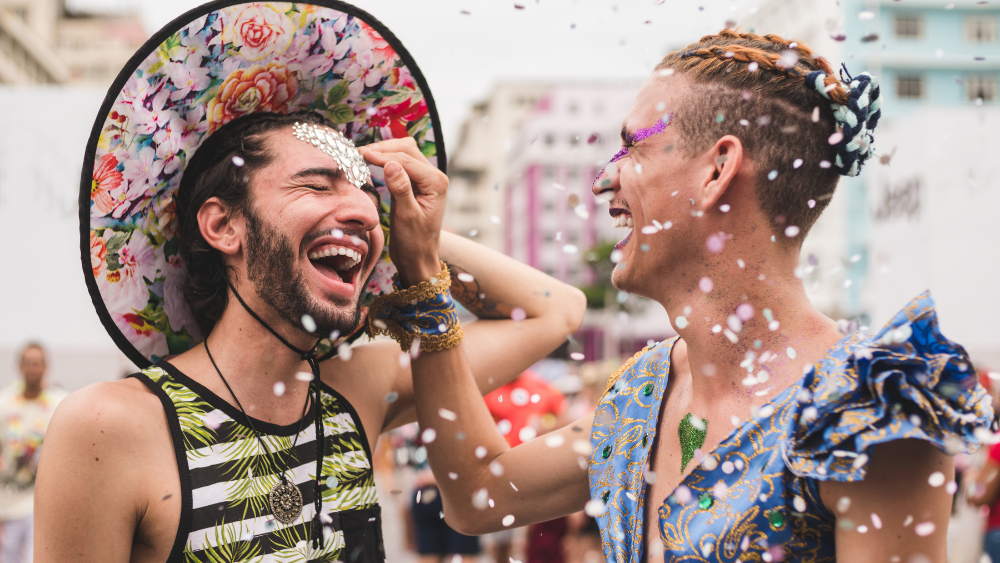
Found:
[0,86,135,390]
[865,107,1000,369]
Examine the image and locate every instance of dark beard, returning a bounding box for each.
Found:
[243,206,363,337]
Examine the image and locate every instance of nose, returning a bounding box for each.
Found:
[592,159,622,200]
[333,186,381,233]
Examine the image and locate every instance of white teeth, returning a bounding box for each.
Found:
[307,246,362,266]
[611,214,634,229]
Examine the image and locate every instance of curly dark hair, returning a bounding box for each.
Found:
[175,111,336,335]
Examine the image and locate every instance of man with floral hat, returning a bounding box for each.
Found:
[34,3,584,562]
[402,30,994,563]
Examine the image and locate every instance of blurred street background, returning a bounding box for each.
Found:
[0,0,999,562]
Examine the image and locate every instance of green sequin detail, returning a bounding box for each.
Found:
[601,490,610,503]
[642,383,654,396]
[678,413,707,471]
[602,445,612,459]
[766,508,786,529]
[698,493,713,510]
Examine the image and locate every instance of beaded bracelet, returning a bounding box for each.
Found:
[366,261,464,352]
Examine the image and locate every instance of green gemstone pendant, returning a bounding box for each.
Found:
[678,413,708,472]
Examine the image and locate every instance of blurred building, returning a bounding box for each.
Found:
[0,0,145,86]
[742,0,1000,368]
[445,82,675,362]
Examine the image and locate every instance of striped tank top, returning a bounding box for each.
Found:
[134,362,383,563]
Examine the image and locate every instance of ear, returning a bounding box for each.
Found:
[197,197,243,257]
[695,135,744,210]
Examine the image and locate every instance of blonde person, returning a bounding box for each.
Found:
[400,30,993,563]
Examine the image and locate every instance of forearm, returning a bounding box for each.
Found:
[410,345,593,534]
[440,230,586,329]
[410,344,512,530]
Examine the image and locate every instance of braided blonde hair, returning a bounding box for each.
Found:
[653,30,849,240]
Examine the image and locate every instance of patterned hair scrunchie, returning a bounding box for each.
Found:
[806,65,882,177]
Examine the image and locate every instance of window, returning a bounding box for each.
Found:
[896,75,924,99]
[967,74,998,101]
[967,16,997,42]
[894,14,923,38]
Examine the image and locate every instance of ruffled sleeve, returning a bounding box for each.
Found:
[783,291,994,481]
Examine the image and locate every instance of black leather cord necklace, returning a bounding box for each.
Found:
[205,338,313,525]
[216,277,328,548]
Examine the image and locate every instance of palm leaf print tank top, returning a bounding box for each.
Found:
[133,362,383,562]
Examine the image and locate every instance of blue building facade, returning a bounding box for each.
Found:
[839,0,1000,318]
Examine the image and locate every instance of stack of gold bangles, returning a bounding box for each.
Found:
[367,261,464,352]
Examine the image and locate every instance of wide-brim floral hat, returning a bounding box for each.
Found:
[79,0,445,368]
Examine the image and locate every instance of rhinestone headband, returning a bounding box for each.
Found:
[292,122,372,189]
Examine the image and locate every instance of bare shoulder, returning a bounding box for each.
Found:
[45,377,168,466]
[321,339,406,392]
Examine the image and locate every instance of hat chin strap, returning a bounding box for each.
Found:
[223,276,327,549]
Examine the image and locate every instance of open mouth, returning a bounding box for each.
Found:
[307,244,364,286]
[611,208,633,252]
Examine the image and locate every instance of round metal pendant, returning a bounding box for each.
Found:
[269,478,304,525]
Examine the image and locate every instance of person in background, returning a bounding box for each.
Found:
[0,342,67,563]
[485,371,565,563]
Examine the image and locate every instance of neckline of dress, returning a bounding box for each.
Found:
[653,329,865,507]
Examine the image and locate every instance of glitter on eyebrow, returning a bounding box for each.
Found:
[596,114,675,182]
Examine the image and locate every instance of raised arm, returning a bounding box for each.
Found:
[361,139,593,534]
[377,229,586,430]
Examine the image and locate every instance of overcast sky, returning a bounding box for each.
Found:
[68,0,740,145]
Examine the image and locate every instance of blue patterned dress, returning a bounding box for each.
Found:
[588,292,993,562]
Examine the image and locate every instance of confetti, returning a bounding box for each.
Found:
[871,513,882,529]
[496,419,511,435]
[490,461,505,476]
[273,382,285,396]
[736,303,754,321]
[502,515,515,527]
[584,499,607,516]
[786,347,797,359]
[811,107,820,122]
[778,50,799,68]
[490,215,501,224]
[794,496,807,512]
[819,160,831,169]
[837,496,851,513]
[927,472,945,487]
[748,61,759,72]
[545,434,565,448]
[511,307,527,321]
[856,525,868,533]
[828,131,844,145]
[421,428,437,443]
[699,277,713,293]
[785,225,800,237]
[518,427,537,442]
[674,485,692,505]
[232,155,245,166]
[399,352,410,368]
[728,314,743,333]
[713,324,723,333]
[914,522,935,536]
[472,488,489,510]
[807,199,816,208]
[767,170,778,181]
[295,371,313,382]
[570,352,585,361]
[385,391,399,403]
[706,233,725,253]
[475,446,487,459]
[301,314,317,332]
[562,244,578,254]
[793,158,803,169]
[439,408,457,422]
[457,272,475,283]
[675,316,689,329]
[737,259,745,268]
[641,225,659,235]
[722,461,735,474]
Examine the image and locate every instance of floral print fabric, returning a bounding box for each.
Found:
[85,2,440,364]
[588,291,993,562]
